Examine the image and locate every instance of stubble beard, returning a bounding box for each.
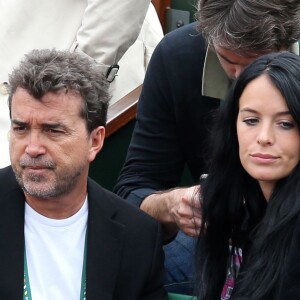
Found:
[12,160,85,199]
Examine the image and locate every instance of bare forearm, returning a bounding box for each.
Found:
[140,190,179,239]
[140,186,202,240]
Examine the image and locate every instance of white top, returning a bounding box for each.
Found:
[110,3,164,103]
[25,198,88,300]
[0,0,150,82]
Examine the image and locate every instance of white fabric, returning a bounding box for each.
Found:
[0,0,150,77]
[25,198,88,300]
[110,3,164,103]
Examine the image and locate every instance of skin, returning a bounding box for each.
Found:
[141,45,291,237]
[140,48,278,238]
[141,185,202,239]
[140,47,272,238]
[215,46,262,80]
[9,88,105,219]
[237,75,300,201]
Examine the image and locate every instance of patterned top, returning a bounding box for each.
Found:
[221,246,243,300]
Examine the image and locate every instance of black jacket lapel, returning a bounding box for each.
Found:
[0,167,25,299]
[86,179,126,300]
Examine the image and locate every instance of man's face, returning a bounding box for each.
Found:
[214,46,261,80]
[9,88,104,199]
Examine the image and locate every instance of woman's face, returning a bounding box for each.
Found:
[236,74,300,200]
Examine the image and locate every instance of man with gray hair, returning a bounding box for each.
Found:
[114,0,300,295]
[0,0,151,168]
[0,49,167,300]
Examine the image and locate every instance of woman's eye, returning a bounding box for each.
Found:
[243,118,258,126]
[278,121,294,130]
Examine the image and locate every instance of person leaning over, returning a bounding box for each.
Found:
[196,51,300,300]
[0,49,167,300]
[114,0,300,294]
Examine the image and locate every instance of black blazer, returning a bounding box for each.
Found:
[0,166,167,300]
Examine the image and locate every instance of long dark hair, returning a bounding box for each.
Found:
[196,52,300,300]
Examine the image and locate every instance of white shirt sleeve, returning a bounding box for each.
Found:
[72,0,151,66]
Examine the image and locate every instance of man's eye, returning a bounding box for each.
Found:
[243,118,258,126]
[12,126,27,132]
[45,128,63,134]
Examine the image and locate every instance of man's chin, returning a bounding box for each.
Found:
[22,182,57,199]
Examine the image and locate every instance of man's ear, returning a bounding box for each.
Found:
[88,126,105,162]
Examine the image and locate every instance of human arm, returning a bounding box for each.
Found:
[114,24,219,239]
[71,0,150,67]
[113,41,201,237]
[141,186,202,239]
[114,25,204,198]
[117,185,202,240]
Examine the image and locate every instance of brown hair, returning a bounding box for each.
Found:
[196,0,300,53]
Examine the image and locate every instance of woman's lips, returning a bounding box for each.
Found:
[250,153,279,163]
[251,153,278,159]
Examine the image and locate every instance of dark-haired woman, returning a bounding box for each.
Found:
[196,51,300,300]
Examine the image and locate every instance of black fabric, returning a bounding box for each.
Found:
[277,213,300,299]
[114,23,220,203]
[0,166,167,300]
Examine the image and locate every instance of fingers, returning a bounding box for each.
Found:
[173,208,202,237]
[168,185,202,236]
[183,227,201,237]
[176,205,201,219]
[180,216,201,237]
[182,186,201,210]
[177,186,202,218]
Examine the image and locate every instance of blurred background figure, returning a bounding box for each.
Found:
[110,3,164,103]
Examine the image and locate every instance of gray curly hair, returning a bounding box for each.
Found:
[8,48,111,133]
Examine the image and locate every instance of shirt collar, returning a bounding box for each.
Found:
[202,42,300,100]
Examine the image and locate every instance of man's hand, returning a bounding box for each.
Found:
[167,186,201,237]
[140,185,202,239]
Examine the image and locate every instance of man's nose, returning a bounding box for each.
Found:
[25,131,46,157]
[234,65,245,79]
